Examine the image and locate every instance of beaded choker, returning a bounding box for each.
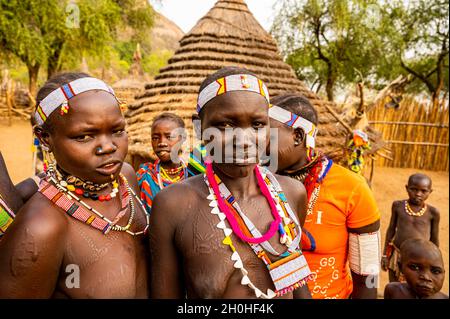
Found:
[51,165,118,201]
[204,163,312,298]
[405,200,427,217]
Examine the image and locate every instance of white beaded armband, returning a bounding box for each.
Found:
[348,231,381,276]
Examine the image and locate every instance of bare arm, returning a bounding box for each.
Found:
[348,220,380,299]
[149,188,185,298]
[0,199,67,298]
[430,208,440,247]
[15,178,39,203]
[0,151,23,212]
[381,202,399,272]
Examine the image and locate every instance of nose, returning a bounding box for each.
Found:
[419,271,432,282]
[96,135,117,155]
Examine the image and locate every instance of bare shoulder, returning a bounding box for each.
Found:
[428,204,440,217]
[151,175,205,221]
[392,200,404,210]
[384,282,412,299]
[273,173,306,199]
[2,192,68,246]
[121,162,139,191]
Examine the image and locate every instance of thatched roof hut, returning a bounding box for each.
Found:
[126,0,353,163]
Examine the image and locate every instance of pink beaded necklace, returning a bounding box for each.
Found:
[205,162,281,244]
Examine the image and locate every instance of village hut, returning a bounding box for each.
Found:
[125,0,371,165]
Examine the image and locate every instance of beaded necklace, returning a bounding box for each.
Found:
[40,173,149,236]
[204,163,312,298]
[156,159,188,189]
[52,165,118,201]
[405,200,427,217]
[0,195,15,236]
[290,155,332,215]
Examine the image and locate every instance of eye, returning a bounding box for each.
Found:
[74,135,93,142]
[252,121,266,129]
[113,128,125,136]
[408,264,420,271]
[431,267,443,275]
[151,136,159,141]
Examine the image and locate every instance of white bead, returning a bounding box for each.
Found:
[266,289,277,299]
[233,259,243,269]
[207,194,215,200]
[254,288,262,298]
[241,275,250,285]
[218,213,226,221]
[60,181,68,187]
[110,192,117,198]
[209,200,217,208]
[280,234,287,244]
[223,228,232,237]
[216,221,226,229]
[231,251,239,261]
[283,217,291,225]
[210,207,220,215]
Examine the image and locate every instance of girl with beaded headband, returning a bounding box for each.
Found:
[269,93,381,299]
[149,67,312,299]
[0,72,149,298]
[136,112,193,214]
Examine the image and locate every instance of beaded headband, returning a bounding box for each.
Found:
[34,77,118,125]
[268,104,318,148]
[196,74,270,113]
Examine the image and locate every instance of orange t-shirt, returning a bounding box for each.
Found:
[301,163,380,299]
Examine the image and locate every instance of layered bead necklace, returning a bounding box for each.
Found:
[290,154,332,216]
[156,159,188,189]
[204,162,312,299]
[405,200,427,217]
[41,164,149,236]
[52,165,118,201]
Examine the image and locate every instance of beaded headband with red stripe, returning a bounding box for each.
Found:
[34,77,117,126]
[268,104,318,148]
[196,74,270,113]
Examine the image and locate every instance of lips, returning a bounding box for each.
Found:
[96,160,122,175]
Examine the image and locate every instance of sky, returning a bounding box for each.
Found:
[149,0,277,33]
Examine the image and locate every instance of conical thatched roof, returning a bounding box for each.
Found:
[126,0,351,161]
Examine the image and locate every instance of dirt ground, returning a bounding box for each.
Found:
[0,118,448,298]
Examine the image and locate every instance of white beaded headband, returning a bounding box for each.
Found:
[34,77,117,125]
[196,74,270,113]
[268,104,318,148]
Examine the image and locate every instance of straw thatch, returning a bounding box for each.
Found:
[126,0,354,162]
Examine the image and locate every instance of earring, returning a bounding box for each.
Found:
[96,147,103,155]
[294,140,300,146]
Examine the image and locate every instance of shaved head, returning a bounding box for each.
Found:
[408,173,432,189]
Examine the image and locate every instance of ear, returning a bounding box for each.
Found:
[293,127,306,146]
[191,113,201,140]
[34,126,52,152]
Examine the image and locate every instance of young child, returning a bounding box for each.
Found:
[136,112,192,213]
[384,239,448,299]
[149,67,312,299]
[0,72,149,298]
[382,173,440,282]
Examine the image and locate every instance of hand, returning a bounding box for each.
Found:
[381,256,388,271]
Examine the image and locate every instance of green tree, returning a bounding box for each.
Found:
[0,0,154,97]
[379,0,448,105]
[272,0,384,101]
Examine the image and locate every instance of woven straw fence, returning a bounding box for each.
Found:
[367,96,449,171]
